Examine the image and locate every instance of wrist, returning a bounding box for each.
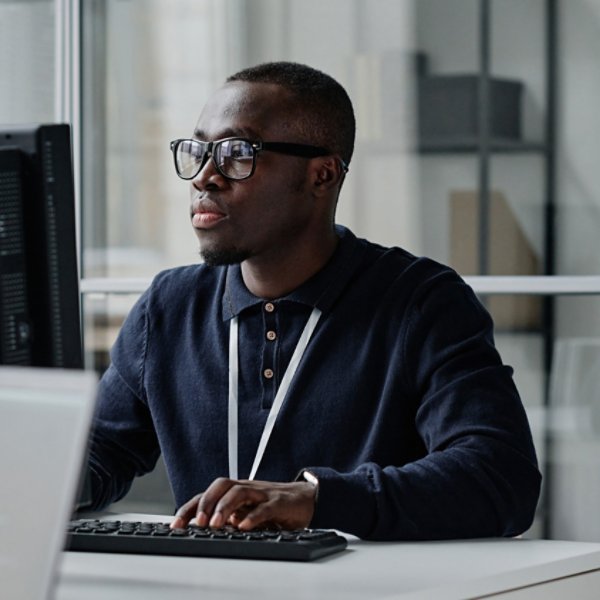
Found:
[299,469,319,504]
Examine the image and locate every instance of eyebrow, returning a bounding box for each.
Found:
[193,127,261,141]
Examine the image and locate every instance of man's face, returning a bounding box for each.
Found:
[189,81,317,266]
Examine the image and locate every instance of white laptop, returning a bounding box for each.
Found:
[0,366,96,600]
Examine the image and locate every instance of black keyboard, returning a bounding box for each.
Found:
[66,519,347,562]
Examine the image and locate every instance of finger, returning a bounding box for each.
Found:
[237,500,278,531]
[170,493,202,528]
[237,486,314,531]
[196,478,239,527]
[227,507,251,527]
[210,485,268,528]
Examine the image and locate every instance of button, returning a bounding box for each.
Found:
[264,302,275,313]
[263,368,274,379]
[266,330,277,341]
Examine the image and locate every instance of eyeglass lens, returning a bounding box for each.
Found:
[174,139,255,180]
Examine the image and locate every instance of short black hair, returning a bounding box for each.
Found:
[227,62,356,166]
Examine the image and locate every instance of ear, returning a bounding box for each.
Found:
[310,157,345,195]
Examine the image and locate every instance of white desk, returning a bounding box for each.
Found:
[55,514,600,600]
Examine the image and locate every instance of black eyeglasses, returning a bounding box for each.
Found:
[170,137,348,181]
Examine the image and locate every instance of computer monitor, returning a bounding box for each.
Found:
[0,123,83,368]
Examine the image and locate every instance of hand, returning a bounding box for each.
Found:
[170,478,317,531]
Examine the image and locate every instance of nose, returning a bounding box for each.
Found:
[191,153,224,191]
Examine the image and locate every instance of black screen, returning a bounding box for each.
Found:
[0,124,82,368]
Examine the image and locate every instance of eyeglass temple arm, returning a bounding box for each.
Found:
[261,142,349,171]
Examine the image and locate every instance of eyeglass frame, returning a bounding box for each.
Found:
[169,136,349,181]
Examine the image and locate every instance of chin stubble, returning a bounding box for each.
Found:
[199,246,251,266]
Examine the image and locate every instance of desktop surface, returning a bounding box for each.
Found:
[55,513,600,600]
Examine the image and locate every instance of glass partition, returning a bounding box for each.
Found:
[73,0,600,537]
[0,0,55,124]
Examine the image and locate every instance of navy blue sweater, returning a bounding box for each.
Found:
[88,226,541,540]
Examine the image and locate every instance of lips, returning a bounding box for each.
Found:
[191,197,227,230]
[192,211,227,228]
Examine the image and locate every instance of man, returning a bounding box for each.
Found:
[88,61,541,541]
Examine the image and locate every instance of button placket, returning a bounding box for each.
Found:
[261,302,278,408]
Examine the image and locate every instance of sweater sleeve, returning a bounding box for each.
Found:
[307,270,541,541]
[87,290,161,510]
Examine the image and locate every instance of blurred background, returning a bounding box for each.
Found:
[2,0,600,541]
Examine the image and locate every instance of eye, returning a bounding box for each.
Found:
[230,146,245,159]
[223,140,253,160]
[179,140,204,162]
[189,142,205,160]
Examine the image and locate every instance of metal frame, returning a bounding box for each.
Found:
[476,0,559,538]
[79,275,600,297]
[54,0,81,275]
[477,0,492,276]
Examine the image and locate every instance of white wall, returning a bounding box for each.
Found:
[0,0,55,124]
[555,0,600,338]
[551,0,600,540]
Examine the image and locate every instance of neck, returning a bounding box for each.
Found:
[240,228,339,299]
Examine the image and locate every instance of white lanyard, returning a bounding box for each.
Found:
[228,307,321,480]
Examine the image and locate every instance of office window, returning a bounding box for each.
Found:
[80,0,417,281]
[0,0,55,124]
[69,0,600,537]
